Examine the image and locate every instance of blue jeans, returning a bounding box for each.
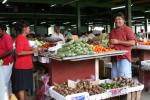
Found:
[111,59,132,78]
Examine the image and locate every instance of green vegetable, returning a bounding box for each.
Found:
[57,40,94,57]
[0,59,3,65]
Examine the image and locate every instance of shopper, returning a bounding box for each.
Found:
[0,24,13,100]
[13,20,38,100]
[109,12,135,78]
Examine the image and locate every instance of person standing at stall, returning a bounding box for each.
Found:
[13,20,38,100]
[109,12,135,78]
[0,24,13,100]
[46,26,65,44]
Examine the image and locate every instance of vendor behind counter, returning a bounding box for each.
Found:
[45,26,65,45]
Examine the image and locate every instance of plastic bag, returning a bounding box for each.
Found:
[37,74,50,100]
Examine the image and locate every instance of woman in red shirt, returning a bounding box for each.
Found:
[13,20,38,100]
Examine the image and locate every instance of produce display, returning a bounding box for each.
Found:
[92,45,115,53]
[112,77,141,87]
[35,39,45,47]
[76,81,105,95]
[0,59,3,65]
[57,41,93,57]
[100,82,123,90]
[41,42,49,48]
[57,40,117,57]
[53,78,142,97]
[88,33,108,46]
[100,77,140,90]
[144,41,150,45]
[53,80,105,96]
[29,39,49,49]
[53,82,76,96]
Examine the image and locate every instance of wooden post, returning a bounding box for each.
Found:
[136,91,142,100]
[132,92,136,100]
[127,93,132,100]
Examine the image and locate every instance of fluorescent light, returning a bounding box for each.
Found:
[111,6,125,10]
[63,22,70,24]
[2,0,7,4]
[133,16,145,19]
[111,4,134,10]
[50,4,56,7]
[12,22,16,24]
[135,24,143,26]
[30,24,34,26]
[40,22,46,24]
[131,20,135,22]
[89,22,93,24]
[145,10,150,13]
[71,24,76,27]
[94,27,104,31]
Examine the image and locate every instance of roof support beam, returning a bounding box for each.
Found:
[126,0,132,27]
[76,1,81,35]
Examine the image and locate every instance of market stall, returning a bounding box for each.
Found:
[49,78,144,100]
[132,44,150,90]
[132,45,150,61]
[39,50,127,85]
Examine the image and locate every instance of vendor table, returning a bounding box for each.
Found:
[132,45,150,60]
[39,51,127,85]
[132,45,150,90]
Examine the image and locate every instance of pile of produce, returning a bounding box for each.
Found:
[100,77,140,90]
[41,42,49,48]
[34,39,46,47]
[53,78,142,96]
[53,80,105,96]
[112,77,141,87]
[0,59,3,65]
[144,41,150,45]
[57,41,93,57]
[100,82,123,89]
[92,45,115,53]
[76,81,105,95]
[88,33,108,46]
[53,82,76,96]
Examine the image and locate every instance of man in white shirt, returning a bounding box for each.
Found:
[46,26,65,44]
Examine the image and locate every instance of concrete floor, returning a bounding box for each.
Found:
[27,90,150,100]
[142,91,150,100]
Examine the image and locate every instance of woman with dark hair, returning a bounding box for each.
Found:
[13,20,38,100]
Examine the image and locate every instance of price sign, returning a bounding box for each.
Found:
[111,88,121,96]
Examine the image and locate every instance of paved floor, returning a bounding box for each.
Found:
[27,90,150,100]
[142,91,150,100]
